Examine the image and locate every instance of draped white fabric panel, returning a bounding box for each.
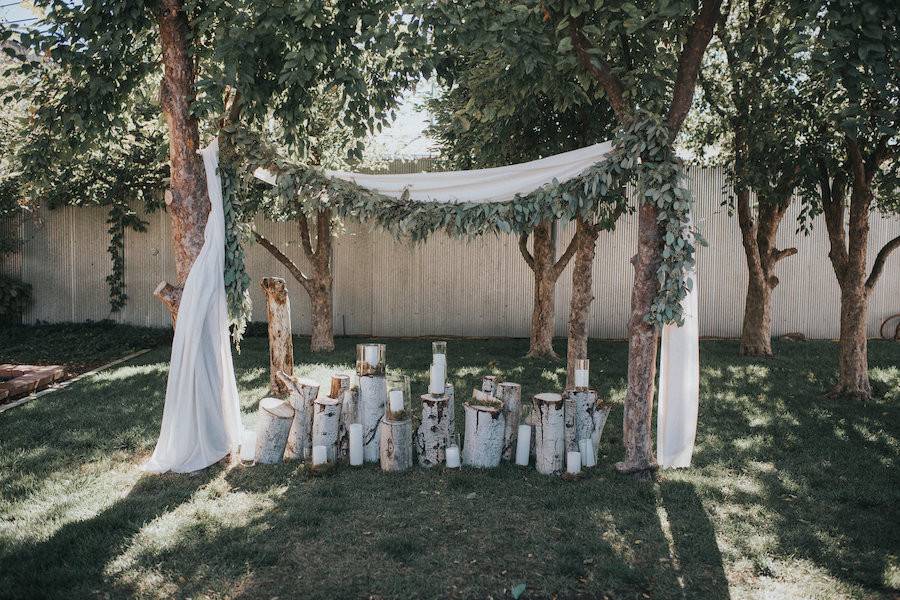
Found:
[143,139,243,474]
[656,214,700,469]
[254,141,614,203]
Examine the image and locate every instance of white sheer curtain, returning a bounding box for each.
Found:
[656,213,700,469]
[143,139,243,474]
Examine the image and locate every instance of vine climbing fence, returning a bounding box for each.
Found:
[2,163,898,339]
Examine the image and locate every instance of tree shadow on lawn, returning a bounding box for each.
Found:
[692,340,900,595]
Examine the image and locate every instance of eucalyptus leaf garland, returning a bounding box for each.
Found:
[219,109,699,330]
[220,162,252,349]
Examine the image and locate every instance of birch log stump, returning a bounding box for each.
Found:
[380,418,413,472]
[481,375,498,395]
[254,397,294,464]
[446,382,456,439]
[280,372,319,461]
[563,391,578,453]
[416,393,451,467]
[533,393,565,475]
[591,400,612,463]
[312,396,342,462]
[328,374,354,461]
[359,374,387,463]
[496,382,522,461]
[260,277,293,397]
[462,394,505,468]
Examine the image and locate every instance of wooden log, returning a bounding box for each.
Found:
[481,375,498,394]
[380,418,413,472]
[591,401,612,463]
[563,391,578,453]
[279,372,319,461]
[359,374,387,463]
[254,397,294,464]
[416,393,451,467]
[330,374,354,461]
[533,392,565,475]
[496,382,522,461]
[260,277,294,397]
[312,396,342,462]
[462,394,505,468]
[446,382,456,438]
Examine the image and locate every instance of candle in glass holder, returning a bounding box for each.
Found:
[432,341,447,368]
[574,358,589,388]
[579,438,596,467]
[566,451,582,475]
[515,424,531,466]
[429,362,446,395]
[312,445,328,466]
[445,445,461,468]
[389,389,404,414]
[364,344,380,367]
[240,429,256,462]
[349,423,363,465]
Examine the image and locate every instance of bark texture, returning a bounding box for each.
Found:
[280,374,319,461]
[154,0,209,320]
[260,277,294,397]
[254,397,294,464]
[254,208,335,352]
[380,418,413,472]
[358,374,387,462]
[462,400,505,468]
[533,393,565,475]
[518,220,578,359]
[565,217,602,387]
[416,393,451,467]
[312,396,342,463]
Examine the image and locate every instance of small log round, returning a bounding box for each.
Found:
[533,392,565,475]
[380,418,413,472]
[312,396,342,463]
[496,382,522,461]
[416,393,450,467]
[462,396,505,468]
[260,277,294,397]
[359,375,387,463]
[254,397,294,464]
[280,373,319,461]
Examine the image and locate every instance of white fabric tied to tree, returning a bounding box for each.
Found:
[656,212,700,469]
[254,141,614,203]
[143,139,243,474]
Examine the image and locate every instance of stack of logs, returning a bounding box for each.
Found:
[251,277,611,475]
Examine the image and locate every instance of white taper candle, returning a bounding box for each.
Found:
[515,424,531,466]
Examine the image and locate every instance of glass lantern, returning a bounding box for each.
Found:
[432,341,447,367]
[573,358,590,390]
[386,373,411,421]
[356,343,385,376]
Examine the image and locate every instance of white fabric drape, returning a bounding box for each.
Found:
[254,141,614,204]
[656,215,700,469]
[143,139,243,474]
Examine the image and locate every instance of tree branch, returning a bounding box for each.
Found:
[771,247,798,264]
[866,234,900,292]
[253,230,312,293]
[666,0,724,132]
[552,228,581,278]
[518,233,535,270]
[568,23,630,121]
[298,213,315,259]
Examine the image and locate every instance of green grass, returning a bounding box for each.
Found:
[0,327,898,599]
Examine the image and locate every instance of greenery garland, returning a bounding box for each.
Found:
[221,161,253,349]
[219,109,698,330]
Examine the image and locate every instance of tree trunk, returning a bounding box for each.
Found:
[566,217,601,386]
[260,277,294,397]
[835,282,871,398]
[154,0,209,320]
[618,202,661,478]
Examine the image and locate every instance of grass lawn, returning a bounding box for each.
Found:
[0,324,898,599]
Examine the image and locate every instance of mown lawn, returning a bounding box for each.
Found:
[0,325,898,599]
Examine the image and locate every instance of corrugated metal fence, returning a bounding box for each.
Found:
[3,165,899,339]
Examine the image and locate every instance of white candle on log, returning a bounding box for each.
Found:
[574,369,589,388]
[364,345,380,367]
[445,445,461,468]
[389,389,404,414]
[349,423,363,466]
[429,362,446,395]
[515,424,531,466]
[240,430,256,462]
[566,451,582,475]
[433,353,447,367]
[312,444,328,466]
[579,438,596,467]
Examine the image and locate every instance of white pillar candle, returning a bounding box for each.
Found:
[445,445,461,468]
[566,451,582,475]
[240,429,256,462]
[349,423,363,466]
[433,352,447,367]
[429,362,446,395]
[364,345,380,367]
[312,444,328,466]
[515,424,531,466]
[574,368,589,388]
[579,438,596,467]
[389,389,404,414]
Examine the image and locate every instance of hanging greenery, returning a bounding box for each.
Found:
[105,201,148,312]
[220,109,698,327]
[220,161,253,349]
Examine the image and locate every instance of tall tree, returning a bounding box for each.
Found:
[690,0,804,356]
[797,0,899,398]
[427,52,617,359]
